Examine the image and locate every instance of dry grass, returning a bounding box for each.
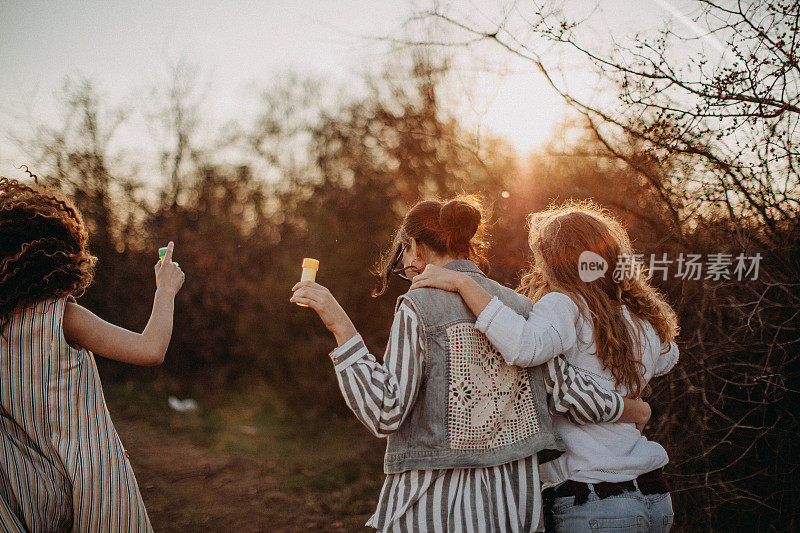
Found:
[105,381,386,532]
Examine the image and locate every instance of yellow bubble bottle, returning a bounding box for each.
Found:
[297,258,319,307]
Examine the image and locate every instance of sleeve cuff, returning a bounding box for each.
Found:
[475,297,503,332]
[329,334,369,372]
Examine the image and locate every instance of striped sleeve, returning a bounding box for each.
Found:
[328,301,424,438]
[544,356,624,424]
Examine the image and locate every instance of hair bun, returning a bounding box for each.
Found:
[439,198,481,243]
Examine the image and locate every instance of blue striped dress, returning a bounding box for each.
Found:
[0,297,152,532]
[330,301,623,532]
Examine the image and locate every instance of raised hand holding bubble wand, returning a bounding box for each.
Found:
[63,240,186,365]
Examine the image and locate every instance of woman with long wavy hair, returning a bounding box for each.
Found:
[412,201,679,532]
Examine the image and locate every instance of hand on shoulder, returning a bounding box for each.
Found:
[409,265,468,292]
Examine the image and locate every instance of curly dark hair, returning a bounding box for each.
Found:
[0,175,96,329]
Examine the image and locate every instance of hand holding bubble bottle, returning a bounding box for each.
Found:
[290,258,357,345]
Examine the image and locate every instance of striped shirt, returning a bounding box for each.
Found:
[330,301,624,532]
[0,298,152,532]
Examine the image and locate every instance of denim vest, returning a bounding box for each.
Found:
[384,260,565,474]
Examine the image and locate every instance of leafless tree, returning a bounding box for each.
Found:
[147,58,207,208]
[401,1,800,529]
[403,1,799,234]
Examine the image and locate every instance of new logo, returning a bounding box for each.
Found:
[578,251,608,282]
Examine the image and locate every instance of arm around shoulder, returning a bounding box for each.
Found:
[477,291,582,367]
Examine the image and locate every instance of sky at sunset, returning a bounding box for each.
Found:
[0,0,698,178]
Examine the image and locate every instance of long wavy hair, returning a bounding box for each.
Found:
[518,201,678,397]
[0,174,96,331]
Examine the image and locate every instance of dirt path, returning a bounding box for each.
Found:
[116,416,368,532]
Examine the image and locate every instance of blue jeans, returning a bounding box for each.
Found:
[549,488,674,532]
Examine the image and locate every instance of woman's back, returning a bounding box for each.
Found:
[0,298,152,532]
[385,260,565,473]
[540,298,679,488]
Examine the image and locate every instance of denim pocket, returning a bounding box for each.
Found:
[662,512,674,531]
[551,495,576,513]
[588,516,644,532]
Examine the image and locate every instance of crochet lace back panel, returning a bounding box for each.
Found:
[446,323,540,450]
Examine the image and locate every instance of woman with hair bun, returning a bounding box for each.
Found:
[291,196,649,531]
[410,201,679,531]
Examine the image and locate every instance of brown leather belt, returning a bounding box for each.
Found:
[542,468,670,507]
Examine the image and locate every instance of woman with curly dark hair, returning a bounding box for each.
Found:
[0,175,185,532]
